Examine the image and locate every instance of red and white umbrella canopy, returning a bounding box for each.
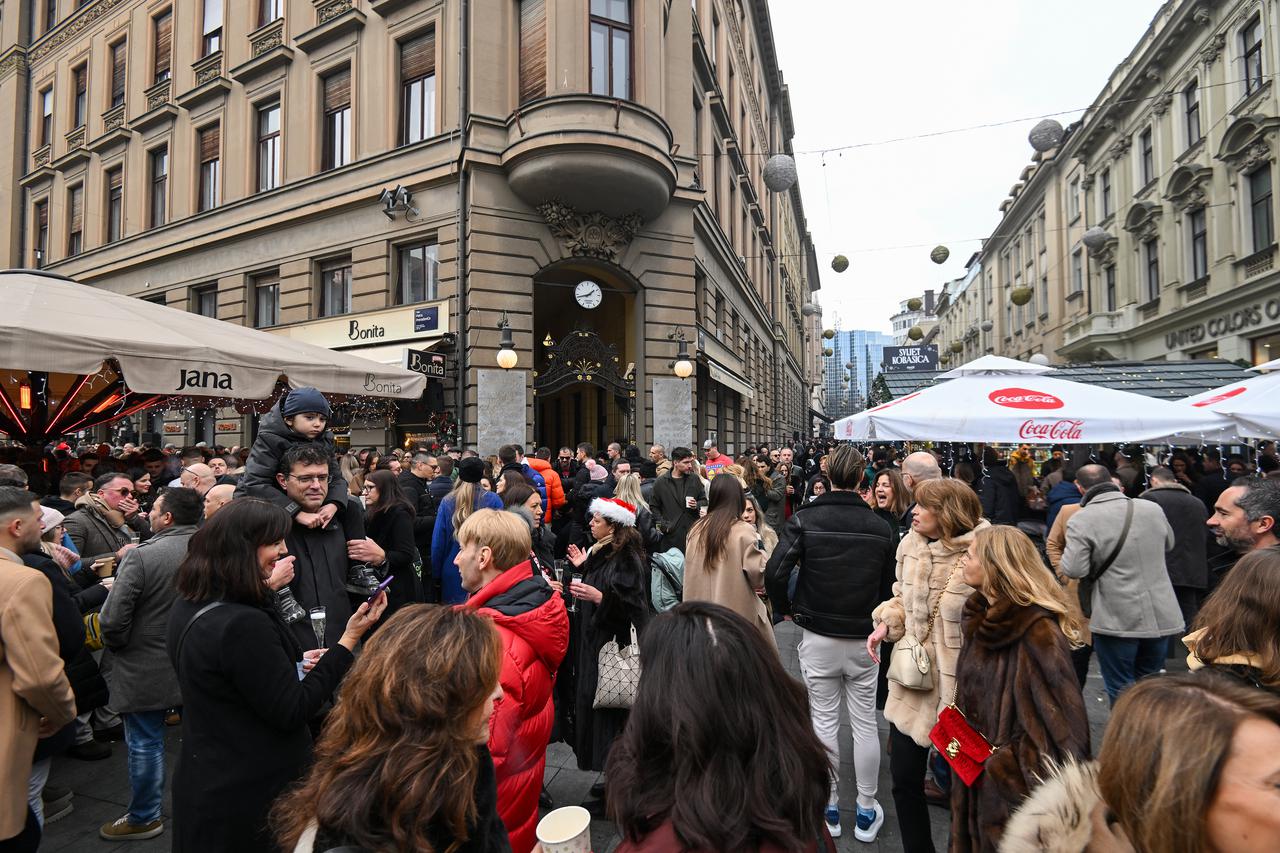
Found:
[835,372,1236,443]
[1180,361,1280,439]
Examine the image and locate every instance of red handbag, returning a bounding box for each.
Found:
[929,704,997,787]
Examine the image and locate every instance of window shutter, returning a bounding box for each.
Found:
[400,30,435,81]
[323,67,351,112]
[70,188,83,232]
[199,124,220,162]
[154,12,172,79]
[519,0,546,104]
[111,42,127,103]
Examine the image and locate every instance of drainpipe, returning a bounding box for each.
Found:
[454,0,470,446]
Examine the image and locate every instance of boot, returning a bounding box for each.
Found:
[275,586,306,623]
[345,563,382,597]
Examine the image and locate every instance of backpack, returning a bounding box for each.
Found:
[650,548,685,612]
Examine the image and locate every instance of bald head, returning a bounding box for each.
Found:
[902,452,942,494]
[1075,464,1113,491]
[181,463,216,496]
[203,483,235,520]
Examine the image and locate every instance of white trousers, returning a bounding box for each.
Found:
[797,629,880,809]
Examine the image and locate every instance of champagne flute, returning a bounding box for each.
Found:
[308,606,326,648]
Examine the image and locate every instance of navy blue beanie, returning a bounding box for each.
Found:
[282,387,331,419]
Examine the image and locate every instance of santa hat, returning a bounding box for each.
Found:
[590,496,637,528]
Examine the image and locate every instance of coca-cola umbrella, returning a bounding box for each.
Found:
[834,365,1236,444]
[0,270,426,444]
[1178,358,1280,439]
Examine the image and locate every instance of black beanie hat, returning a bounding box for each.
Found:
[457,456,485,484]
[282,387,331,419]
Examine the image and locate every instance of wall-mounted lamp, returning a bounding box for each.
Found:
[496,312,518,369]
[378,185,419,221]
[18,381,31,411]
[667,327,694,379]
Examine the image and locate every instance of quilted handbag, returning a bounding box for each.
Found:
[593,624,641,710]
[886,564,958,691]
[929,704,997,787]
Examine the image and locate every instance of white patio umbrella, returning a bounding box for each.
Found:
[835,364,1236,444]
[0,270,426,442]
[1179,359,1280,439]
[937,354,1055,378]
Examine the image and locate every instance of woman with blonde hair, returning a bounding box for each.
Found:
[430,457,503,604]
[1001,669,1280,853]
[1184,546,1280,693]
[949,525,1089,852]
[867,477,988,853]
[274,605,510,853]
[612,472,662,555]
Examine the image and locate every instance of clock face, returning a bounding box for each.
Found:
[575,281,603,310]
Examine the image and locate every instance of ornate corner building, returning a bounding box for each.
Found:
[0,0,822,454]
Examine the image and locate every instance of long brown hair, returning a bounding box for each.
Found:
[1190,547,1280,688]
[972,526,1081,646]
[873,468,910,517]
[912,478,982,542]
[687,474,747,569]
[273,606,503,853]
[364,468,414,524]
[1098,670,1280,853]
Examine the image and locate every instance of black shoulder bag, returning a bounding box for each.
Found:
[1078,499,1133,619]
[173,601,224,674]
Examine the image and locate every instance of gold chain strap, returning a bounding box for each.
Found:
[920,563,960,644]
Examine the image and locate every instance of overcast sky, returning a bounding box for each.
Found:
[770,1,1164,334]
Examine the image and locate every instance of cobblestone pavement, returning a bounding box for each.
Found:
[41,620,1140,852]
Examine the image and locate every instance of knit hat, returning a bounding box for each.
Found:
[590,496,637,527]
[40,505,65,533]
[282,387,332,419]
[589,464,608,482]
[457,456,485,484]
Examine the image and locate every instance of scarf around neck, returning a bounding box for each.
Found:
[77,492,127,528]
[588,534,614,557]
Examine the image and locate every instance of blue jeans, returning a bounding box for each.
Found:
[122,710,166,824]
[1092,634,1168,706]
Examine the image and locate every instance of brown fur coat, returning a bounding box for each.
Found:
[949,594,1091,853]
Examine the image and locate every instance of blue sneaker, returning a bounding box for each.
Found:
[824,805,841,838]
[854,801,884,843]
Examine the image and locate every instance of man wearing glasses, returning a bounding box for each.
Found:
[63,472,150,564]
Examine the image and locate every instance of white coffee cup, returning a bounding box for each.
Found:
[535,805,591,853]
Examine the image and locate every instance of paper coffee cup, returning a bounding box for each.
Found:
[535,805,591,853]
[94,557,115,578]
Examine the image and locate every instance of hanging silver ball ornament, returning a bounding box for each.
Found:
[801,302,820,317]
[981,320,993,332]
[1082,226,1112,252]
[906,297,923,312]
[822,329,835,340]
[930,245,950,265]
[831,255,849,273]
[1028,119,1066,153]
[1010,286,1034,306]
[844,361,853,369]
[1028,353,1052,367]
[762,154,798,193]
[950,341,964,353]
[907,326,924,341]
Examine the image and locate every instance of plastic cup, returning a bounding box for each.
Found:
[535,805,592,853]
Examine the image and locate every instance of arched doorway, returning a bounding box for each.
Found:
[533,260,637,452]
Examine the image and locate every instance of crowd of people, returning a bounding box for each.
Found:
[2,393,1280,852]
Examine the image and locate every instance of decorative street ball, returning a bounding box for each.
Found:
[822,329,835,340]
[844,361,853,369]
[801,302,820,316]
[1028,119,1066,153]
[1010,286,1034,306]
[930,245,950,265]
[981,320,993,332]
[822,347,834,357]
[831,255,849,273]
[762,154,798,192]
[950,341,964,353]
[1082,226,1112,252]
[907,297,923,312]
[907,326,924,341]
[1028,353,1052,366]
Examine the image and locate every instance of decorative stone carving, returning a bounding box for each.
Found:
[1238,139,1272,173]
[1123,201,1163,242]
[193,53,223,87]
[32,146,50,168]
[1152,92,1172,117]
[29,0,129,64]
[537,201,643,263]
[1080,172,1095,191]
[251,20,285,58]
[0,47,28,82]
[64,127,86,150]
[1108,134,1132,160]
[145,79,171,111]
[1201,31,1226,65]
[102,105,125,132]
[317,0,353,24]
[1193,8,1212,25]
[1216,115,1280,171]
[1166,164,1214,211]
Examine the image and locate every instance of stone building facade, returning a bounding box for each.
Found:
[0,0,820,453]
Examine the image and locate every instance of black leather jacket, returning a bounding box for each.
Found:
[765,491,896,639]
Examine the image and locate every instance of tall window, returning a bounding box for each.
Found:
[320,260,351,317]
[198,124,220,211]
[400,31,436,144]
[257,101,281,191]
[589,0,631,98]
[33,200,48,268]
[1190,207,1208,280]
[1105,265,1116,312]
[398,243,438,304]
[322,67,351,170]
[1144,239,1160,302]
[254,273,280,328]
[105,167,123,243]
[1071,248,1084,293]
[1068,176,1080,220]
[259,0,282,28]
[149,147,167,227]
[110,41,127,108]
[1101,168,1112,218]
[71,64,86,128]
[1250,166,1274,251]
[202,0,222,56]
[518,0,547,104]
[1243,16,1264,95]
[67,185,83,256]
[710,12,719,66]
[44,0,56,34]
[38,88,53,147]
[1184,79,1201,147]
[194,285,218,318]
[1139,128,1154,185]
[153,10,172,84]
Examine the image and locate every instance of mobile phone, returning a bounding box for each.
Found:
[366,575,394,604]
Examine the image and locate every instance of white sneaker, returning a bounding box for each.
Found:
[824,805,841,838]
[854,801,885,843]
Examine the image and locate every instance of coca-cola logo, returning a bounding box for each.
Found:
[1192,386,1247,408]
[1019,419,1085,440]
[989,387,1064,410]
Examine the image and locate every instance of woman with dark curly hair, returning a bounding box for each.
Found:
[274,605,509,853]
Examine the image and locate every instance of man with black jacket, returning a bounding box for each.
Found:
[765,445,894,842]
[980,446,1020,526]
[649,448,705,553]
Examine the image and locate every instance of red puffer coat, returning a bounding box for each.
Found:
[526,457,566,523]
[465,561,569,853]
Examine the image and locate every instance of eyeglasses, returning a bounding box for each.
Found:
[103,487,131,496]
[287,474,330,485]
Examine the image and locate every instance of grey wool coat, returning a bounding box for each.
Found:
[1060,488,1181,639]
[98,524,197,712]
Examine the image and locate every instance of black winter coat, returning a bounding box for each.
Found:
[235,404,347,514]
[980,463,1021,526]
[167,598,355,853]
[1140,484,1211,589]
[24,553,85,760]
[764,491,895,639]
[284,521,353,651]
[365,503,419,611]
